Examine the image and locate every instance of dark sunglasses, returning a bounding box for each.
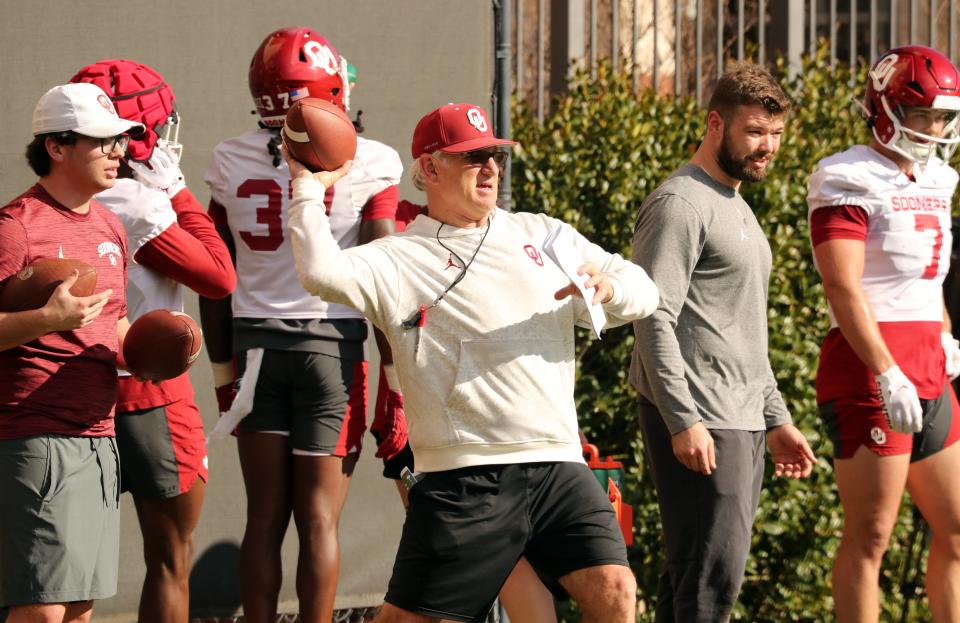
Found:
[456,148,510,167]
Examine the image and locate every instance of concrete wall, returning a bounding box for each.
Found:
[0,2,494,620]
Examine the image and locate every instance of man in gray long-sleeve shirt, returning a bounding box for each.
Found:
[630,62,816,623]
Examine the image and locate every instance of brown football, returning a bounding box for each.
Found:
[123,310,203,381]
[282,97,357,172]
[0,258,97,312]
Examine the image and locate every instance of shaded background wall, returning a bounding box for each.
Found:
[0,2,494,619]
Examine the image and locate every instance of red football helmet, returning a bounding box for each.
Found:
[864,45,960,163]
[70,59,179,162]
[249,27,350,128]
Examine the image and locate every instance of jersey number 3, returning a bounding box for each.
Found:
[236,179,335,252]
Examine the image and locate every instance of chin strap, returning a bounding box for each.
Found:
[267,129,283,168]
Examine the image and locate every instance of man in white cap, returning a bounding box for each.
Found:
[284,102,659,622]
[0,83,144,623]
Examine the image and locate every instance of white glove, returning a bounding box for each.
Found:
[876,365,923,434]
[128,139,185,198]
[942,332,960,380]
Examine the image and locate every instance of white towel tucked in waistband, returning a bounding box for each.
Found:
[207,348,264,443]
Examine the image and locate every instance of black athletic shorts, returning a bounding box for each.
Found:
[385,461,628,622]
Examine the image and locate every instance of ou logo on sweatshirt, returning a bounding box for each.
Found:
[524,245,543,267]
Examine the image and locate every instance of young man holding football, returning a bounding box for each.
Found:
[0,82,142,623]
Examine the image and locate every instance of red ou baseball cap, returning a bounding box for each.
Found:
[411,103,517,158]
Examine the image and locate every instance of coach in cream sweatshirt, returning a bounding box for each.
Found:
[286,120,657,474]
[283,102,657,623]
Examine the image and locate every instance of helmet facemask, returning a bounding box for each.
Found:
[338,55,351,112]
[865,46,960,165]
[880,97,960,163]
[156,110,183,163]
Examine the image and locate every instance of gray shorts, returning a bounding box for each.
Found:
[0,435,120,607]
[237,349,367,455]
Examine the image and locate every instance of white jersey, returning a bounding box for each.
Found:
[205,129,402,320]
[96,179,182,377]
[97,178,183,321]
[807,145,958,325]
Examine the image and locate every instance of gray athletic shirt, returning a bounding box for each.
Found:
[629,164,791,434]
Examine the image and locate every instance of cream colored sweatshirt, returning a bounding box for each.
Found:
[289,177,658,471]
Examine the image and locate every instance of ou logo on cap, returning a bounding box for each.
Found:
[97,94,115,114]
[467,108,487,132]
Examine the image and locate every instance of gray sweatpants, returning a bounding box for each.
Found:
[639,400,765,623]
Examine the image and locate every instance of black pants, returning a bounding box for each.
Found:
[639,400,765,623]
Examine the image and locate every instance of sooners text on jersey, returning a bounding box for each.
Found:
[809,144,957,325]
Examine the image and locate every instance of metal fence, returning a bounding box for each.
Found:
[511,0,960,119]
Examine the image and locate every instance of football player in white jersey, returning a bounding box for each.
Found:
[70,60,236,623]
[807,45,960,622]
[196,28,402,623]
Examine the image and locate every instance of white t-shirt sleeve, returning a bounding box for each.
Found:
[351,138,403,209]
[96,179,176,261]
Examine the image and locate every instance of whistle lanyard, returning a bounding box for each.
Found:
[401,216,492,347]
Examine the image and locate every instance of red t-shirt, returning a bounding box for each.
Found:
[0,184,128,438]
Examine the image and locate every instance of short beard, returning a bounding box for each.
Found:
[717,130,770,183]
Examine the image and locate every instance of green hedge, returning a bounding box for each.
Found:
[512,46,933,621]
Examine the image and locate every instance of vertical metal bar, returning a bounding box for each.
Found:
[931,0,937,46]
[537,0,544,123]
[717,0,724,77]
[785,0,805,77]
[517,0,524,96]
[697,0,703,103]
[810,0,816,54]
[676,0,683,94]
[633,0,639,89]
[738,0,745,59]
[759,0,766,63]
[911,0,917,43]
[495,0,512,210]
[830,0,837,66]
[612,0,619,72]
[654,0,660,89]
[850,0,857,85]
[891,0,898,47]
[870,0,877,61]
[951,0,956,60]
[590,0,597,77]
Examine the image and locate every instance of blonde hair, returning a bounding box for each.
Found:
[408,151,449,191]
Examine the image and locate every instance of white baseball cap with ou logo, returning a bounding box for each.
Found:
[31,83,145,138]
